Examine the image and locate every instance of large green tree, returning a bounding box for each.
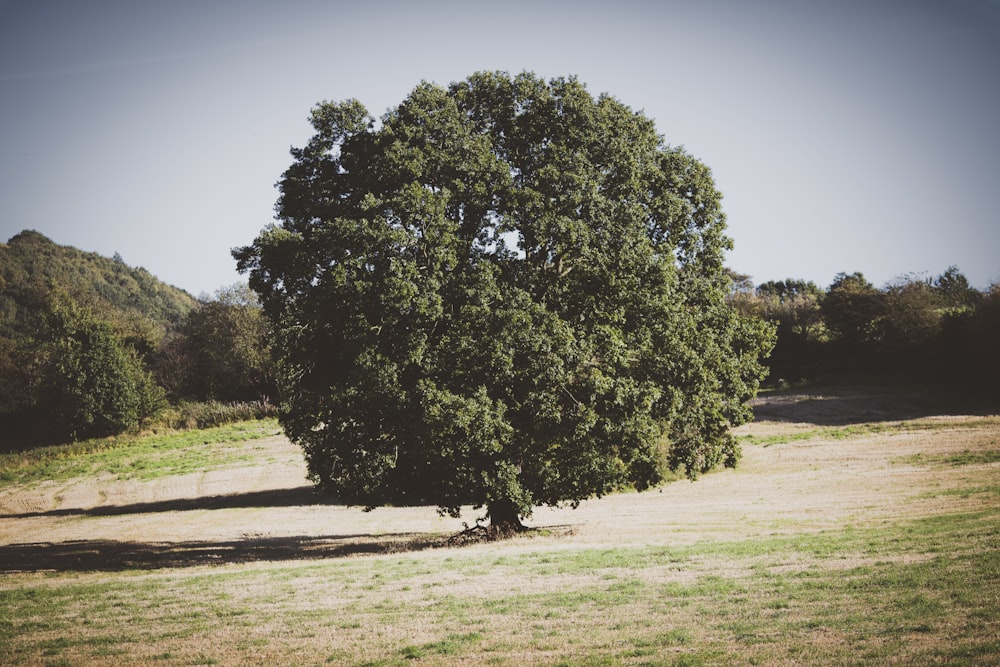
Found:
[235,72,773,530]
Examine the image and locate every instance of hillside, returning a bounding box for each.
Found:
[0,231,203,437]
[0,230,197,338]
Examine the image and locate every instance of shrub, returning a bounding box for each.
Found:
[152,399,279,431]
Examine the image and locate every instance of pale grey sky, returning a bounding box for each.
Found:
[2,0,998,295]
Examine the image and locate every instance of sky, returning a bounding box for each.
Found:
[1,0,998,297]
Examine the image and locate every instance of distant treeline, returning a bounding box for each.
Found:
[0,231,275,447]
[2,230,996,447]
[728,267,1000,394]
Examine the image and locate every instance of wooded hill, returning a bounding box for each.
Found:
[0,230,196,337]
[0,231,273,447]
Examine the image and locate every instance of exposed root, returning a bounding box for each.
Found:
[447,521,526,546]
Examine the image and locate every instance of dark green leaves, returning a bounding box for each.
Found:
[236,72,774,519]
[41,295,165,440]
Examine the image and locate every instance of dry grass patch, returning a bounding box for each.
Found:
[1,394,998,665]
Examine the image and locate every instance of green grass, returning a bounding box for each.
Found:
[1,509,996,665]
[737,416,1000,447]
[0,419,282,486]
[899,449,1000,468]
[1,400,997,665]
[400,632,484,659]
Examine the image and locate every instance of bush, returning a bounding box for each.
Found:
[42,305,166,441]
[152,399,279,431]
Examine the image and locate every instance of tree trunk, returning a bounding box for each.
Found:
[487,498,526,535]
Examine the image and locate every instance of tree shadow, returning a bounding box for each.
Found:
[0,485,332,519]
[750,385,998,426]
[0,531,448,573]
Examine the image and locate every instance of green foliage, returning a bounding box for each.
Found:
[0,231,198,442]
[153,399,279,430]
[154,284,275,402]
[235,72,774,522]
[0,230,196,340]
[874,276,943,351]
[821,271,881,349]
[39,295,166,440]
[729,278,828,384]
[943,281,1000,390]
[735,266,1000,392]
[0,233,281,448]
[934,265,980,309]
[755,279,827,341]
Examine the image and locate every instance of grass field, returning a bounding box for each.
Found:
[1,387,998,665]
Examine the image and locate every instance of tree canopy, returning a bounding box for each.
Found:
[727,265,999,391]
[0,232,276,446]
[0,230,196,339]
[40,291,165,440]
[154,284,275,403]
[235,72,774,529]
